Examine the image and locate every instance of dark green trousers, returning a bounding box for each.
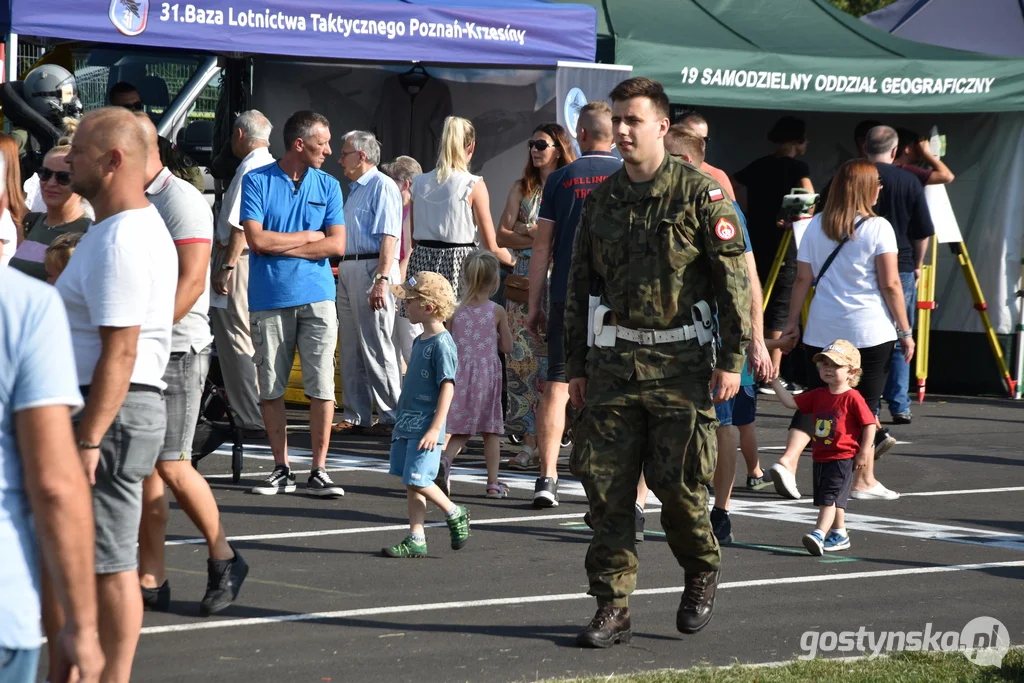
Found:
[571,367,720,607]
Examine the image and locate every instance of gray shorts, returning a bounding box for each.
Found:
[251,300,338,401]
[86,389,166,574]
[159,346,211,462]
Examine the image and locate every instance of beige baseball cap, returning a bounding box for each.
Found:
[813,339,861,370]
[390,271,455,310]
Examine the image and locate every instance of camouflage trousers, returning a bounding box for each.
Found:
[570,367,720,608]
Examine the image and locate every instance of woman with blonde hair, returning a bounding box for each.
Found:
[9,144,91,280]
[24,117,80,213]
[406,116,511,304]
[498,123,575,469]
[769,159,914,502]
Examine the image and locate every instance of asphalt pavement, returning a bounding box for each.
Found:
[47,393,1024,682]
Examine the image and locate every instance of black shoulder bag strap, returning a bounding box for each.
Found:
[814,216,869,286]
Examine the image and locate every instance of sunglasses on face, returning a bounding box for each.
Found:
[39,168,72,186]
[527,140,555,151]
[120,101,145,111]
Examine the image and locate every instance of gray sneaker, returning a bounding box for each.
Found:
[746,470,773,491]
[635,504,645,543]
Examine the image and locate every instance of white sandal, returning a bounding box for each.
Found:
[507,445,540,471]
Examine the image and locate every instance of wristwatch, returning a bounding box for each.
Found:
[897,329,913,339]
[373,273,389,283]
[219,264,235,271]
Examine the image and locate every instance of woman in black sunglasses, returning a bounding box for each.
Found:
[9,144,92,281]
[496,123,575,469]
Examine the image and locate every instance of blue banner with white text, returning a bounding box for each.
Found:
[11,0,596,66]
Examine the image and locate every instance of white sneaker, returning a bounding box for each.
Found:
[850,483,900,500]
[770,463,801,500]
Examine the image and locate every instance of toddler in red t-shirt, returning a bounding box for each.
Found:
[773,340,877,556]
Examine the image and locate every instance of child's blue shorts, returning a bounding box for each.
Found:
[714,385,757,427]
[389,437,442,487]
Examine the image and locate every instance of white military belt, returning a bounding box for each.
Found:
[614,325,699,346]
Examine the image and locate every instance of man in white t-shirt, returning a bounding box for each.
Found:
[210,110,274,435]
[133,114,249,618]
[57,106,178,683]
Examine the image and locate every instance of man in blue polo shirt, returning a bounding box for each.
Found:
[241,110,347,499]
[526,100,622,509]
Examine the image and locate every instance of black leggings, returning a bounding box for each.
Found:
[789,341,895,435]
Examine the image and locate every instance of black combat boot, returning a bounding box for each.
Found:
[576,606,632,648]
[676,569,720,634]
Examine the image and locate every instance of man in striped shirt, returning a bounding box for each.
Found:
[333,130,404,436]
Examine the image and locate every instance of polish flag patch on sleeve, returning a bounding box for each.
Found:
[708,187,725,202]
[714,217,737,241]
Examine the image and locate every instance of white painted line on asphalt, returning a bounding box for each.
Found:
[139,559,1024,636]
[726,501,1024,552]
[899,486,1024,497]
[165,509,661,546]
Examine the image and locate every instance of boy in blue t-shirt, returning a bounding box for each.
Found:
[384,272,470,558]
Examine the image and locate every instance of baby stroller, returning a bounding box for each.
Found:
[191,352,245,482]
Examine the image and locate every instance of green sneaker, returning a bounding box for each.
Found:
[446,506,471,550]
[382,535,427,558]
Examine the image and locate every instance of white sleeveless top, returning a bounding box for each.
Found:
[411,168,481,244]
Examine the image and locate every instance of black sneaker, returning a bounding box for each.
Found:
[635,504,645,543]
[891,413,912,425]
[251,465,296,495]
[710,507,733,544]
[141,580,170,612]
[307,467,345,497]
[874,428,898,461]
[532,477,559,508]
[200,547,249,617]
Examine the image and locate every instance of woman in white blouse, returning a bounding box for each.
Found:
[770,159,914,502]
[406,116,511,302]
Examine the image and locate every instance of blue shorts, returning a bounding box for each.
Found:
[389,437,442,487]
[714,385,757,427]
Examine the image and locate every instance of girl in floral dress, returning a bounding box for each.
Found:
[440,251,514,497]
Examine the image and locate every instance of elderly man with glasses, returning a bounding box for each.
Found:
[332,130,404,437]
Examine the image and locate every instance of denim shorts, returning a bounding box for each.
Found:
[714,385,757,427]
[389,437,442,487]
[0,647,40,683]
[79,389,166,574]
[159,346,211,462]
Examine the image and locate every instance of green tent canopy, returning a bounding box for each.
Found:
[563,0,1024,113]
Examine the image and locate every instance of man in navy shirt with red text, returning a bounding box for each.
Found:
[526,100,622,509]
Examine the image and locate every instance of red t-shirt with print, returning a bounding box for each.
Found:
[794,387,876,462]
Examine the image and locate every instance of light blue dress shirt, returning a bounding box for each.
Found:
[343,167,403,257]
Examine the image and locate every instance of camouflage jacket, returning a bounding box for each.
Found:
[564,153,752,381]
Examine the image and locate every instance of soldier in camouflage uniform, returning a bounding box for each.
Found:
[565,78,752,648]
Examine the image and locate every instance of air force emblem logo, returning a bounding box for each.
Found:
[564,88,588,140]
[109,0,149,36]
